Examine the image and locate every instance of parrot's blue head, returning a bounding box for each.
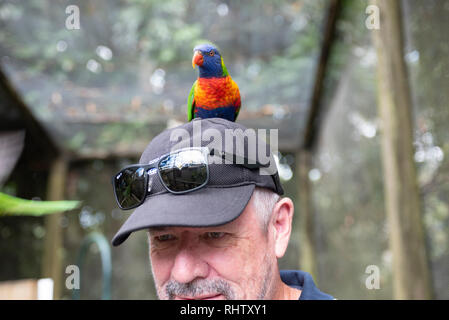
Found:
[192,44,226,78]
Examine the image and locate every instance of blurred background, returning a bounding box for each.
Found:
[0,0,448,299]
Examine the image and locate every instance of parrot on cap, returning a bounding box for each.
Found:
[188,43,241,122]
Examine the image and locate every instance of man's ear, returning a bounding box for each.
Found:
[270,197,294,258]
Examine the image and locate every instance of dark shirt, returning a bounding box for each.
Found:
[280,270,334,300]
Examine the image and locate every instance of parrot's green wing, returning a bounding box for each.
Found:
[235,107,240,121]
[187,80,197,122]
[0,192,81,216]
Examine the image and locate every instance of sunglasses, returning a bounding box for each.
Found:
[112,147,266,210]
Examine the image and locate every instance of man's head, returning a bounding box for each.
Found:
[112,118,298,299]
[148,187,294,300]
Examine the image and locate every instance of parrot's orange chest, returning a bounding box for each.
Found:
[194,76,240,110]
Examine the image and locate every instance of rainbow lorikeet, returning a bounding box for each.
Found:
[188,44,241,122]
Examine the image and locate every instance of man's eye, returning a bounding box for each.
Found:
[205,232,225,239]
[156,234,175,242]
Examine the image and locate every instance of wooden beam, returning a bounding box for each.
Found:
[41,157,68,300]
[295,150,318,282]
[371,0,432,299]
[302,0,341,151]
[0,279,38,300]
[0,278,53,300]
[294,0,341,285]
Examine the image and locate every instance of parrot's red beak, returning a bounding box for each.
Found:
[192,51,203,68]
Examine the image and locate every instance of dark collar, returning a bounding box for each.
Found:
[280,270,334,300]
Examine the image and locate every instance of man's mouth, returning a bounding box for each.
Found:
[175,293,224,300]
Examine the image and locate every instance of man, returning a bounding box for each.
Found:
[111,117,333,300]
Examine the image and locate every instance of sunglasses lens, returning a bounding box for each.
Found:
[158,150,208,192]
[114,167,147,209]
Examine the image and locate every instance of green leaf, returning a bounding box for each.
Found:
[0,192,81,216]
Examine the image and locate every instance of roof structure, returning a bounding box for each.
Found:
[0,68,58,173]
[0,0,340,158]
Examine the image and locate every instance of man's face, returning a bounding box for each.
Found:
[148,196,276,300]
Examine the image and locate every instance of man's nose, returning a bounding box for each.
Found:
[171,238,210,284]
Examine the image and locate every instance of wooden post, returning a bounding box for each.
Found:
[0,278,53,300]
[371,0,432,299]
[41,157,68,300]
[296,151,318,282]
[297,0,340,283]
[303,0,341,150]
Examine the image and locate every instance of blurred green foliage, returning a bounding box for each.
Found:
[0,192,80,216]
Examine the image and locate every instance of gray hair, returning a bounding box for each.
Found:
[251,187,281,232]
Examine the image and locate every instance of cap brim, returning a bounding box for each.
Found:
[111,184,255,246]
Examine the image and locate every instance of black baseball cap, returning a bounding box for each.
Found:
[112,117,283,246]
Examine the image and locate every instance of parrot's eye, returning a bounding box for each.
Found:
[209,51,215,56]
